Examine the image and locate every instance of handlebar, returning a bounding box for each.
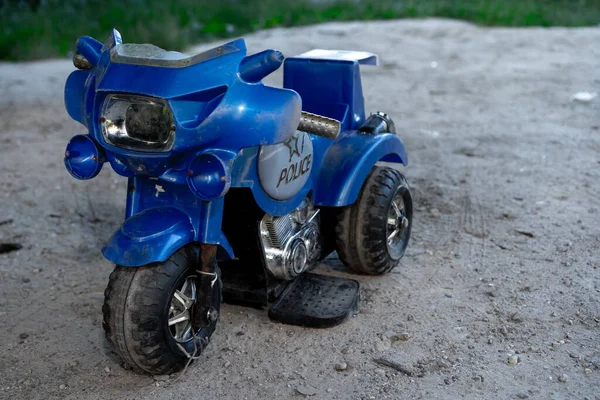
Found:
[238,49,284,83]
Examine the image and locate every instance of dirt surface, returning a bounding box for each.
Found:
[1,18,599,400]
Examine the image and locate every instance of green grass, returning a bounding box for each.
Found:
[1,0,599,60]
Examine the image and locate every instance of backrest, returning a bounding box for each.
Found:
[283,50,378,132]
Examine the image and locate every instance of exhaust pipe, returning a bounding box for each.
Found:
[298,111,340,140]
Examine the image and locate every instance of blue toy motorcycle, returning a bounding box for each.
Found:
[64,29,413,375]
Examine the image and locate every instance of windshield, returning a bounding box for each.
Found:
[110,41,243,68]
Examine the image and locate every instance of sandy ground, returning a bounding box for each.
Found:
[0,18,599,400]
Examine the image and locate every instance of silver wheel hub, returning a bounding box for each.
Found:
[386,191,408,252]
[168,276,197,343]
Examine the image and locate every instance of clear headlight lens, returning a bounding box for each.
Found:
[101,94,175,152]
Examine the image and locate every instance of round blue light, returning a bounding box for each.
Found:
[187,153,231,200]
[64,134,104,180]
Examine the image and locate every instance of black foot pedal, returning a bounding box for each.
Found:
[268,273,360,328]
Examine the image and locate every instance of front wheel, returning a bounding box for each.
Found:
[335,166,413,275]
[102,246,221,375]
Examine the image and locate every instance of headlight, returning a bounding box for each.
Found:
[100,94,175,152]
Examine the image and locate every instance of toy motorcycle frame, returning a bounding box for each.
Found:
[64,30,413,375]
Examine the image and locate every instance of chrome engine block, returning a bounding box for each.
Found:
[259,199,321,281]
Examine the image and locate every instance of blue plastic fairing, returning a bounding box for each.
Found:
[102,207,195,266]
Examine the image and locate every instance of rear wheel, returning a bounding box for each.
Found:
[335,166,413,275]
[102,246,221,375]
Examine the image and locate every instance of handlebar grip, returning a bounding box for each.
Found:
[75,36,103,67]
[238,50,284,83]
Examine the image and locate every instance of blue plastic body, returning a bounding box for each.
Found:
[64,32,408,267]
[284,58,366,132]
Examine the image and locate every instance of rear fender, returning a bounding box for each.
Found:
[313,132,407,207]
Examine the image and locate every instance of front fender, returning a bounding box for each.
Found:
[313,132,407,207]
[102,207,195,267]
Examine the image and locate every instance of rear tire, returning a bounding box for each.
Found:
[335,166,413,275]
[102,246,221,375]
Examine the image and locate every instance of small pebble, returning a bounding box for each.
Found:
[397,332,410,341]
[507,355,519,365]
[382,331,399,341]
[341,347,353,355]
[584,368,592,374]
[511,313,523,323]
[19,333,29,340]
[296,385,318,396]
[59,384,66,390]
[558,374,569,383]
[334,362,347,371]
[224,361,231,368]
[551,342,561,348]
[374,368,386,375]
[32,268,40,274]
[104,367,110,373]
[22,278,30,283]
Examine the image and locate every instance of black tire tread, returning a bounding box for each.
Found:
[335,166,411,275]
[102,247,218,375]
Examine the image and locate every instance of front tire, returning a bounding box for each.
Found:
[335,166,413,275]
[102,246,221,375]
